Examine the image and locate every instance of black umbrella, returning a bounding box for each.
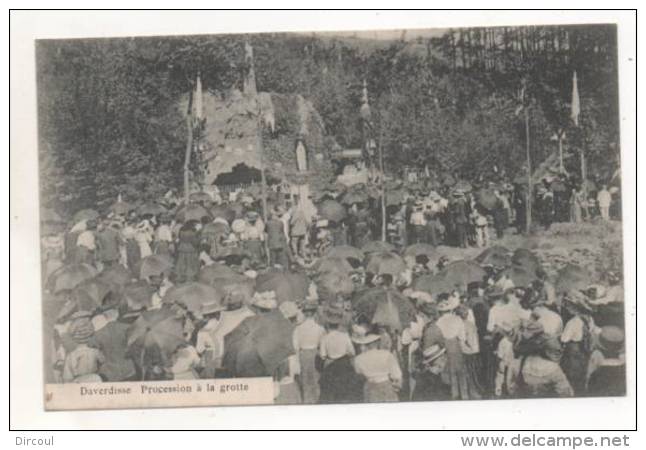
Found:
[223,311,295,377]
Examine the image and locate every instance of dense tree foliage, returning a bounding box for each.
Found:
[37,25,619,215]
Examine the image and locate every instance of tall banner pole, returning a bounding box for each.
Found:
[524,105,532,234]
[183,90,194,205]
[378,124,386,242]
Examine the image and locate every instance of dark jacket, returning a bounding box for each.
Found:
[96,227,121,262]
[266,219,287,250]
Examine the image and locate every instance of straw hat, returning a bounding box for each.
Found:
[231,218,247,234]
[301,299,319,312]
[422,344,446,362]
[437,295,460,312]
[201,300,224,316]
[485,285,505,300]
[351,324,380,345]
[323,306,345,325]
[225,288,249,309]
[252,291,277,310]
[406,290,434,304]
[279,301,299,319]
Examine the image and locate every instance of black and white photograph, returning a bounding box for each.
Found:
[10,11,636,429]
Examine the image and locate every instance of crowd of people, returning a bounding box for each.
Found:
[40,176,625,405]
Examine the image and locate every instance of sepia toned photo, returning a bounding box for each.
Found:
[35,23,626,410]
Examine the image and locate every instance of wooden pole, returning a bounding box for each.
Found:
[524,106,532,234]
[256,112,271,267]
[558,131,564,172]
[378,125,386,242]
[183,90,194,205]
[580,145,586,197]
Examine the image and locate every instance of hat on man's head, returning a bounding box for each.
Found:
[252,291,277,310]
[351,324,380,345]
[437,295,460,312]
[279,301,299,320]
[485,285,505,299]
[201,300,224,316]
[301,299,319,312]
[323,306,345,325]
[418,300,439,319]
[245,211,259,222]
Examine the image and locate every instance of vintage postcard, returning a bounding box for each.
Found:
[31,21,628,412]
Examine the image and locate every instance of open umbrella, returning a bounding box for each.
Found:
[74,278,115,307]
[317,271,355,300]
[362,240,395,254]
[365,252,407,277]
[512,248,541,271]
[412,273,458,297]
[353,288,416,331]
[475,245,512,267]
[204,272,256,302]
[318,199,347,222]
[138,202,167,217]
[555,264,593,296]
[138,254,174,281]
[175,204,212,222]
[109,200,134,216]
[162,282,222,314]
[201,221,230,238]
[403,243,437,261]
[122,281,154,311]
[212,246,251,266]
[55,288,102,321]
[72,209,99,224]
[255,271,309,304]
[315,256,355,275]
[47,264,98,294]
[438,260,487,291]
[97,264,133,290]
[324,245,364,261]
[210,205,236,223]
[502,265,538,288]
[198,263,240,285]
[223,310,295,377]
[127,306,185,363]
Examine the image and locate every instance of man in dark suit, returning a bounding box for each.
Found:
[266,210,291,268]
